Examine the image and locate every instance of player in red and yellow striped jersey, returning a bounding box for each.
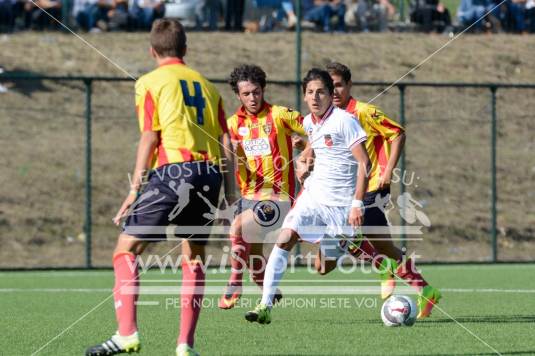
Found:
[325,62,441,319]
[86,20,235,356]
[218,64,305,309]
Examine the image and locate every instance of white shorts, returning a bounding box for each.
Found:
[282,189,354,259]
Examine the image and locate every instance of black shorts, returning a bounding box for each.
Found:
[363,188,390,228]
[235,198,259,215]
[123,161,222,243]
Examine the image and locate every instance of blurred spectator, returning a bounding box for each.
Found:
[225,0,245,31]
[457,0,498,31]
[129,0,164,30]
[351,0,395,32]
[73,0,114,32]
[107,0,129,30]
[505,0,527,33]
[0,0,16,32]
[251,0,297,31]
[24,0,62,30]
[410,0,451,32]
[303,0,347,32]
[196,0,222,30]
[0,66,7,94]
[527,0,535,32]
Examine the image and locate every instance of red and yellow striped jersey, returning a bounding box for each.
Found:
[227,102,304,201]
[346,97,404,192]
[135,58,228,169]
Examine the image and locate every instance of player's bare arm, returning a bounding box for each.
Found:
[113,130,159,225]
[220,132,238,203]
[379,132,405,189]
[295,140,314,184]
[348,142,370,227]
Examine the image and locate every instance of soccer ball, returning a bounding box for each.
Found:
[381,295,417,327]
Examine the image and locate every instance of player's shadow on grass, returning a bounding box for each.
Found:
[420,314,535,324]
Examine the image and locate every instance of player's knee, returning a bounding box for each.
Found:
[276,229,298,250]
[113,234,145,256]
[315,260,336,275]
[229,221,242,237]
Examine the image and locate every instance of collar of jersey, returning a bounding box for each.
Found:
[311,104,334,125]
[236,101,271,118]
[345,96,358,113]
[159,58,185,67]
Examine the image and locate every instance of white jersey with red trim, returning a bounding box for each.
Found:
[303,106,367,206]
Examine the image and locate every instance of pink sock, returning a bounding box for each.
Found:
[249,254,267,287]
[396,258,429,291]
[113,252,139,336]
[228,235,250,286]
[349,239,392,271]
[178,261,205,347]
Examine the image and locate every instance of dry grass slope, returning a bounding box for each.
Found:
[0,32,534,267]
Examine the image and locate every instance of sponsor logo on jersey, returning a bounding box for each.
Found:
[263,122,272,135]
[324,134,333,147]
[243,138,271,157]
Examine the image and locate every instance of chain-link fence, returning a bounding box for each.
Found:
[0,75,533,268]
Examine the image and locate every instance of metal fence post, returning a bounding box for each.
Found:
[295,0,302,113]
[61,0,70,30]
[399,85,407,251]
[84,79,93,269]
[490,86,497,262]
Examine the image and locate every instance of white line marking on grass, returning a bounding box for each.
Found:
[0,288,109,293]
[442,288,535,294]
[4,287,535,293]
[0,271,113,278]
[135,301,160,306]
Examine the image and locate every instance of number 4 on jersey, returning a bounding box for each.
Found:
[180,80,206,125]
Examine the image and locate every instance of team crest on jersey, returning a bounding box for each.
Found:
[324,134,333,147]
[263,123,272,135]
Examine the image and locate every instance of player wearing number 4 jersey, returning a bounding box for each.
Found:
[218,64,305,310]
[85,19,234,356]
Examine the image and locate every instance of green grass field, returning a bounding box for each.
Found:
[3,264,535,355]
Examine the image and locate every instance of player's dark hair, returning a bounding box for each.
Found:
[228,64,267,94]
[150,19,187,58]
[326,62,352,83]
[302,68,334,95]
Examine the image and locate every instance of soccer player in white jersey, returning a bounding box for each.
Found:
[244,68,374,324]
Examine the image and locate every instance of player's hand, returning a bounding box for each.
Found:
[348,207,364,228]
[292,136,306,151]
[295,160,310,185]
[378,171,392,189]
[113,193,137,226]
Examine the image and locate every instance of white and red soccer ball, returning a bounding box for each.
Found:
[381,295,417,327]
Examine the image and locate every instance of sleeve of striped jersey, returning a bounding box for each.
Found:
[217,97,229,134]
[226,115,239,141]
[365,105,404,142]
[343,114,368,148]
[282,109,305,135]
[135,80,160,132]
